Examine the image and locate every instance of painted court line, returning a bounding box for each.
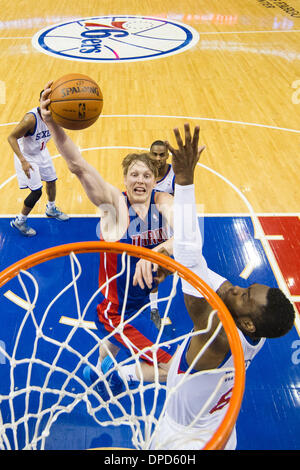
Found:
[239,261,256,280]
[265,235,284,240]
[99,115,300,134]
[1,115,300,133]
[4,290,33,311]
[1,30,300,41]
[59,316,97,330]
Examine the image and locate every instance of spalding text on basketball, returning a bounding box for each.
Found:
[60,86,100,98]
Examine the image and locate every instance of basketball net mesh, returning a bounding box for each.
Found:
[0,242,245,450]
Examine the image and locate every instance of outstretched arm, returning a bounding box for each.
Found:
[167,124,206,271]
[167,124,229,368]
[40,83,122,209]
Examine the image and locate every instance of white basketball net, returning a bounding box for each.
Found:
[0,248,237,450]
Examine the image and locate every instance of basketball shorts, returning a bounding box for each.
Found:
[14,154,57,191]
[96,299,176,365]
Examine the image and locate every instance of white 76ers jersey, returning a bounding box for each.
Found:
[18,107,51,163]
[151,329,265,450]
[155,164,175,194]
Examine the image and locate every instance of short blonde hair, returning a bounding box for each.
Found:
[122,152,158,178]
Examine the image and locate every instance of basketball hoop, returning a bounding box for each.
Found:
[0,241,245,450]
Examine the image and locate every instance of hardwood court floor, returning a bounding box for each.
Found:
[0,0,299,451]
[0,0,299,215]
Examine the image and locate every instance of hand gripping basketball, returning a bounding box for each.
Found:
[42,74,103,130]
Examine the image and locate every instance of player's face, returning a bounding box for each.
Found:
[124,161,156,204]
[224,283,269,318]
[150,145,169,171]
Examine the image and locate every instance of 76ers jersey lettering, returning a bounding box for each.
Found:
[165,330,265,428]
[150,330,265,449]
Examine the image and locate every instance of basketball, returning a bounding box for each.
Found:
[49,74,103,130]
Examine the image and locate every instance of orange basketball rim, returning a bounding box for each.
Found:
[0,241,246,450]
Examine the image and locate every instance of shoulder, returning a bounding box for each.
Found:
[9,112,36,137]
[104,185,127,212]
[23,110,37,124]
[25,107,39,122]
[23,111,38,136]
[99,191,129,242]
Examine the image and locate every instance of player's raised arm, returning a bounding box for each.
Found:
[166,124,205,186]
[167,124,206,267]
[40,84,122,209]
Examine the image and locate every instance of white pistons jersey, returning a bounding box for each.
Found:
[151,329,265,450]
[155,164,175,194]
[18,107,51,164]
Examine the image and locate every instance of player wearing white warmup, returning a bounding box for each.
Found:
[8,91,69,236]
[150,124,295,450]
[149,140,175,328]
[150,140,175,195]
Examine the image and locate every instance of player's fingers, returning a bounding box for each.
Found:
[133,266,145,289]
[43,81,53,92]
[165,141,177,158]
[41,88,52,103]
[154,270,165,285]
[184,123,192,146]
[42,89,50,98]
[191,126,200,150]
[173,128,184,150]
[133,262,139,286]
[142,261,154,289]
[133,259,154,289]
[198,145,206,160]
[152,262,158,273]
[41,98,52,113]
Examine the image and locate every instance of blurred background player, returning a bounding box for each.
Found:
[8,90,69,236]
[150,123,295,450]
[150,140,175,195]
[149,140,175,328]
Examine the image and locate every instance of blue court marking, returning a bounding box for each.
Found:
[0,216,299,450]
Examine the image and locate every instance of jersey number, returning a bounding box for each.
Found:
[40,141,45,151]
[209,387,233,414]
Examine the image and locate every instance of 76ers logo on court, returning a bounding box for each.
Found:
[32,16,199,62]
